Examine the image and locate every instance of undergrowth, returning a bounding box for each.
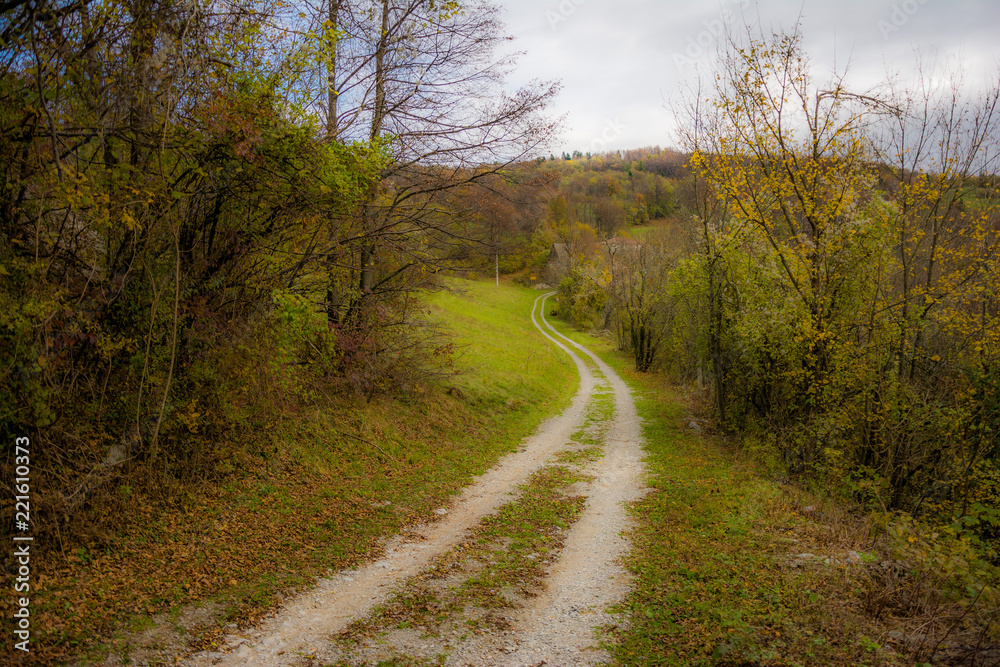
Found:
[545,316,1000,667]
[3,279,576,666]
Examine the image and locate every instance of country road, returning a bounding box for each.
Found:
[182,293,647,667]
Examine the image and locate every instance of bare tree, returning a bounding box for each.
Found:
[673,74,743,423]
[871,63,1000,381]
[603,236,679,373]
[303,0,561,323]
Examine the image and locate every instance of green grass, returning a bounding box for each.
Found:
[625,218,674,241]
[456,464,590,608]
[424,278,576,415]
[542,312,911,667]
[43,278,579,667]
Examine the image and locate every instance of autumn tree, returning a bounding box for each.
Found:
[678,24,1000,552]
[673,78,742,423]
[604,237,681,371]
[872,65,1000,381]
[443,166,551,281]
[295,0,560,325]
[863,66,1000,510]
[0,0,380,530]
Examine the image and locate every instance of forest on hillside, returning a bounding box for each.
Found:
[544,33,1000,639]
[1,0,560,537]
[2,0,999,658]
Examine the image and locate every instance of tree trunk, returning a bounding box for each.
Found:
[708,253,727,424]
[324,0,343,323]
[357,0,389,299]
[327,0,341,139]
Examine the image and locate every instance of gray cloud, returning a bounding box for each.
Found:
[498,0,1000,153]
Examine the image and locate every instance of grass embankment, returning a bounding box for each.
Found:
[22,279,574,666]
[544,319,936,667]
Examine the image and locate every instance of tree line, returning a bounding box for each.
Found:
[0,0,557,539]
[551,27,1000,629]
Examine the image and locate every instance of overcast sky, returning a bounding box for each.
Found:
[495,0,1000,154]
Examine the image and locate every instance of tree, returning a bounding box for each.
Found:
[304,0,560,326]
[872,65,1000,382]
[678,23,1000,525]
[599,235,680,372]
[674,77,742,424]
[444,165,550,280]
[0,0,381,528]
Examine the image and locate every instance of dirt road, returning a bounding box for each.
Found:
[183,293,647,667]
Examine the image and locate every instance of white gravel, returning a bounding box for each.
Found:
[180,293,648,667]
[450,294,648,667]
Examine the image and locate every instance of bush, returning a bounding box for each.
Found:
[555,268,608,331]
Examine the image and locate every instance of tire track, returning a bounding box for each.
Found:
[451,294,648,666]
[182,294,598,667]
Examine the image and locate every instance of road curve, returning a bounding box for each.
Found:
[182,293,600,666]
[452,293,647,666]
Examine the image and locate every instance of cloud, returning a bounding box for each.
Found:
[498,0,1000,153]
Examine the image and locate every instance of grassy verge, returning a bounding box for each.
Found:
[25,279,576,666]
[542,314,918,666]
[324,385,617,666]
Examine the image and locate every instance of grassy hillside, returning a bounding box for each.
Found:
[425,280,574,424]
[14,279,575,666]
[544,315,999,667]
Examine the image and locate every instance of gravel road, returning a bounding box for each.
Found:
[182,293,647,667]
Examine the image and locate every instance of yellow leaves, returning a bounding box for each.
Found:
[178,401,202,434]
[121,209,140,232]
